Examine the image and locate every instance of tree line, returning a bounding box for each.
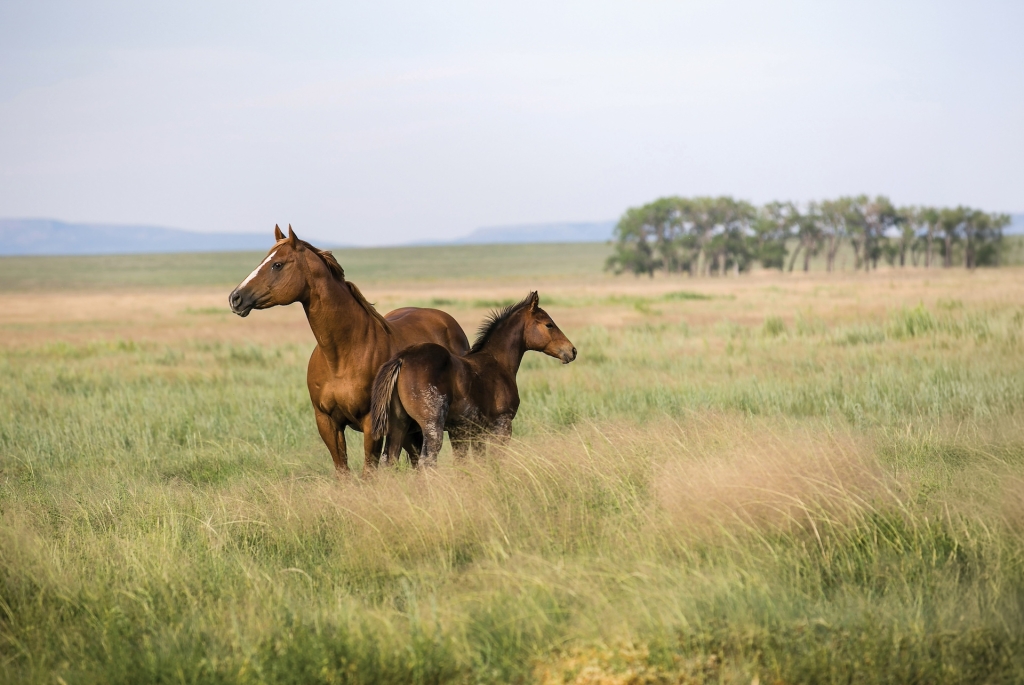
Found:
[606,195,1013,277]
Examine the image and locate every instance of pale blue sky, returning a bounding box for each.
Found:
[1,1,1021,245]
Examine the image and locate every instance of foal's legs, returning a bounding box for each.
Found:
[406,396,449,467]
[397,378,449,467]
[380,388,415,467]
[419,415,446,466]
[492,415,513,443]
[448,427,471,460]
[402,430,423,467]
[382,414,410,467]
[483,415,514,454]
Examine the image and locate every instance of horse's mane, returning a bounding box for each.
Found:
[294,239,392,335]
[345,281,393,335]
[469,291,536,354]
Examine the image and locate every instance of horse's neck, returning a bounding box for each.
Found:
[475,317,527,377]
[301,262,384,370]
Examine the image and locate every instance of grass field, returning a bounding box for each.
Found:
[3,244,1024,683]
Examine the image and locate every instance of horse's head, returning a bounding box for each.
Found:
[229,225,310,317]
[522,292,576,364]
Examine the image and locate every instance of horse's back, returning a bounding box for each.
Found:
[386,307,470,355]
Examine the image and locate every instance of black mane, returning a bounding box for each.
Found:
[469,291,536,354]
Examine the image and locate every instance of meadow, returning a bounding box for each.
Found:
[3,242,1024,684]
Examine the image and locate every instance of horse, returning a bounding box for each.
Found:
[228,225,470,471]
[370,291,576,466]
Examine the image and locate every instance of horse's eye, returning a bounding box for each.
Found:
[272,262,283,270]
[545,323,554,329]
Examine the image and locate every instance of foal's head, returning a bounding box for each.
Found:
[474,292,577,364]
[228,225,341,316]
[522,292,577,363]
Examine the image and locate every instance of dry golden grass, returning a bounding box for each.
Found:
[2,264,1021,348]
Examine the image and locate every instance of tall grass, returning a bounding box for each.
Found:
[3,284,1024,682]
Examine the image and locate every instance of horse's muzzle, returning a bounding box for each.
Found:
[228,288,254,317]
[561,346,577,364]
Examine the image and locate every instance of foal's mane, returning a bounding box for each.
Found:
[291,238,392,335]
[469,291,536,354]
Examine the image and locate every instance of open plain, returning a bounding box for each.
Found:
[3,243,1024,683]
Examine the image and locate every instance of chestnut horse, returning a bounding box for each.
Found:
[229,225,470,471]
[370,292,576,466]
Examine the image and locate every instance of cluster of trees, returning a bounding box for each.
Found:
[606,195,1013,277]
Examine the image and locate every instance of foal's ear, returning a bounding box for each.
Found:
[287,224,299,248]
[528,291,539,311]
[274,224,285,240]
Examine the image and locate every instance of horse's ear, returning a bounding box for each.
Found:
[274,224,284,240]
[287,224,298,248]
[529,291,539,312]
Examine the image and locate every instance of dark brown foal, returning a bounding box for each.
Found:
[370,292,576,466]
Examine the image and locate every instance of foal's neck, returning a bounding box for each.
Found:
[300,252,384,369]
[475,314,527,376]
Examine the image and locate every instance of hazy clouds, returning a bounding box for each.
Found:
[1,1,1021,245]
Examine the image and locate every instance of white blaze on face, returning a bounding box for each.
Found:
[238,250,277,289]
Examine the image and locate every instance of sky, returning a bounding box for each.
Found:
[1,1,1021,245]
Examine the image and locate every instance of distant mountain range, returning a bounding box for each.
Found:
[0,218,616,256]
[0,219,276,256]
[1,215,1019,256]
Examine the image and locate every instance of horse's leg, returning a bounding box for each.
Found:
[315,409,348,472]
[402,429,423,468]
[360,415,382,472]
[385,414,410,467]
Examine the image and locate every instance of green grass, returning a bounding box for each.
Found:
[0,242,613,292]
[6,290,1024,679]
[3,253,1024,683]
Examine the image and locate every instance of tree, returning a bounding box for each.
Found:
[862,196,901,271]
[608,195,1010,278]
[895,206,918,267]
[685,197,720,276]
[606,205,661,276]
[917,206,940,268]
[971,212,1011,268]
[963,209,986,269]
[938,207,967,268]
[751,201,792,270]
[818,198,851,272]
[645,197,688,273]
[843,195,870,270]
[786,203,823,272]
[985,213,1012,267]
[703,197,756,276]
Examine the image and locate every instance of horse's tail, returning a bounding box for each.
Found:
[371,356,403,440]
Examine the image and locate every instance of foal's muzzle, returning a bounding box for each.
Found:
[560,346,578,364]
